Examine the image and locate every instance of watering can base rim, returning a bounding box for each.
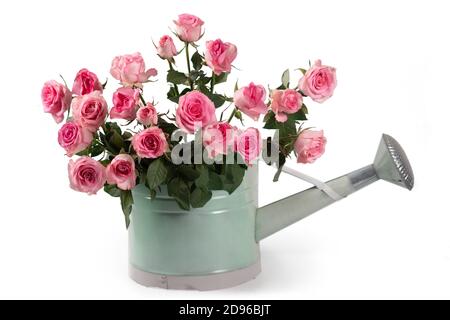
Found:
[129,261,261,291]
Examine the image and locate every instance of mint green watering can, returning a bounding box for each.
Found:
[128,134,414,290]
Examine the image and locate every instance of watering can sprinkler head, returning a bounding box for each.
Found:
[255,133,414,241]
[374,134,414,190]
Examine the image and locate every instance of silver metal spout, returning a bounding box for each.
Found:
[255,134,414,241]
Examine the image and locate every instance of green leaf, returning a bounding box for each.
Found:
[191,51,203,71]
[263,112,277,129]
[147,158,168,190]
[190,187,212,208]
[168,177,190,210]
[120,190,133,228]
[223,164,246,194]
[302,104,309,114]
[298,68,307,75]
[105,122,122,135]
[100,159,111,166]
[108,130,124,153]
[214,72,228,84]
[281,69,290,88]
[189,70,205,83]
[196,76,211,86]
[208,171,224,190]
[210,94,227,108]
[158,117,178,136]
[167,70,189,85]
[76,148,90,156]
[177,165,200,181]
[234,80,239,92]
[195,165,209,188]
[167,86,179,103]
[104,184,121,197]
[122,131,133,140]
[90,142,104,157]
[291,108,308,121]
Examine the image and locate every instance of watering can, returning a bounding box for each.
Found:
[128,134,414,290]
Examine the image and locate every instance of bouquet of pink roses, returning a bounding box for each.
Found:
[41,14,336,226]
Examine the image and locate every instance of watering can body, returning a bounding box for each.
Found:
[129,167,262,290]
[128,134,414,290]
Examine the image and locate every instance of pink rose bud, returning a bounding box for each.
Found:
[58,122,93,157]
[110,87,140,121]
[234,82,267,121]
[205,39,237,75]
[271,89,303,122]
[157,35,178,59]
[202,122,235,158]
[132,127,168,159]
[298,60,337,103]
[41,80,72,123]
[106,154,137,190]
[110,52,157,87]
[137,103,158,126]
[294,129,327,164]
[235,127,261,165]
[173,13,204,42]
[68,157,106,195]
[72,68,103,96]
[176,90,217,134]
[71,91,108,132]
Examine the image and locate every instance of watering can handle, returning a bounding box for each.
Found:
[264,161,344,201]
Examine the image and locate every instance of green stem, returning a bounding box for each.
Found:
[185,42,193,90]
[139,92,146,105]
[210,73,215,94]
[227,108,237,123]
[168,60,180,96]
[65,104,71,122]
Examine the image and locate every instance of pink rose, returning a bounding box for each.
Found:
[41,80,71,123]
[137,103,158,126]
[271,89,303,122]
[72,68,102,96]
[58,122,93,157]
[110,87,140,121]
[176,90,217,134]
[174,14,204,42]
[71,91,108,132]
[235,127,261,165]
[234,82,267,121]
[298,60,337,103]
[106,154,137,190]
[205,39,237,75]
[110,52,157,86]
[68,157,106,195]
[132,127,168,159]
[157,35,178,59]
[294,129,327,164]
[202,122,235,158]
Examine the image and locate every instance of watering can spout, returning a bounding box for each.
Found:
[255,134,414,241]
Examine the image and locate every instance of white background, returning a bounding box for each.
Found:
[0,0,448,299]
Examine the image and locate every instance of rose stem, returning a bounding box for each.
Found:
[227,108,237,123]
[185,42,194,90]
[210,73,216,93]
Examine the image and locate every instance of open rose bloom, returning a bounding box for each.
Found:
[41,13,336,215]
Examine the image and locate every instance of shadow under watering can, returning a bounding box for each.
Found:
[128,134,414,290]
